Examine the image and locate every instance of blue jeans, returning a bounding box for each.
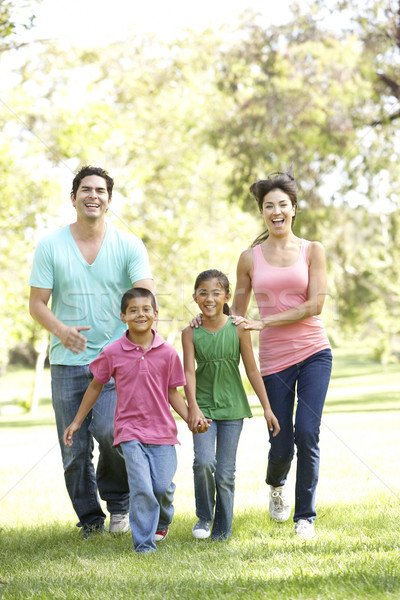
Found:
[120,440,177,553]
[192,419,243,540]
[51,365,129,528]
[263,349,332,523]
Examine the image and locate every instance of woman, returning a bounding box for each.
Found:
[232,167,332,539]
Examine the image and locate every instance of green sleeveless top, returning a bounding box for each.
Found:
[193,317,252,420]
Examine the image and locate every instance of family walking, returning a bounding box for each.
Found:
[29,164,331,552]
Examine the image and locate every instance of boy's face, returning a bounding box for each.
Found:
[120,297,157,335]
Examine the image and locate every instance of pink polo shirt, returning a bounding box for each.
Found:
[89,330,186,446]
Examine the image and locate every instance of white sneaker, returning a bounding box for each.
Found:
[192,519,212,539]
[109,512,130,534]
[294,519,316,539]
[269,485,291,522]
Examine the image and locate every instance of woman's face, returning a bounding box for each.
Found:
[260,189,295,235]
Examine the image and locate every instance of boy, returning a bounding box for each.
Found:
[63,288,209,553]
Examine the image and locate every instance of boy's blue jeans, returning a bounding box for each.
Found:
[263,349,332,523]
[51,365,129,528]
[192,419,243,540]
[121,440,177,553]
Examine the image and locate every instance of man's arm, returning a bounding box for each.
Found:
[29,287,90,354]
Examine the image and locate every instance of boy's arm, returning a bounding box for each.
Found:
[237,325,280,437]
[168,388,211,434]
[181,327,209,431]
[168,388,189,423]
[63,378,104,445]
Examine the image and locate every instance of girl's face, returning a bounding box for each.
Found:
[261,189,295,235]
[193,278,230,319]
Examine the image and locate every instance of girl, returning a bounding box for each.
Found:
[182,269,280,541]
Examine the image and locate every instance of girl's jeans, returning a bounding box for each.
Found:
[263,349,332,523]
[51,365,129,528]
[121,440,177,553]
[192,419,243,540]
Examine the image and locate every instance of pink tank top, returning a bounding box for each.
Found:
[251,240,330,376]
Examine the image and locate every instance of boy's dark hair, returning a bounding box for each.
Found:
[121,288,157,313]
[71,165,114,197]
[194,269,231,316]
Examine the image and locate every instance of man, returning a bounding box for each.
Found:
[29,165,155,537]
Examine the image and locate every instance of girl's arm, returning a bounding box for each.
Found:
[63,378,104,445]
[237,325,280,437]
[234,242,328,330]
[181,327,210,432]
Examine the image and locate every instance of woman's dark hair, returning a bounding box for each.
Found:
[249,165,298,247]
[194,269,231,315]
[121,287,157,313]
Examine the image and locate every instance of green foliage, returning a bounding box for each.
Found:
[1,0,400,367]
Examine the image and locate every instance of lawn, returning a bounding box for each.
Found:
[0,344,399,599]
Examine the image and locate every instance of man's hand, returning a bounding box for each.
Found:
[59,325,91,354]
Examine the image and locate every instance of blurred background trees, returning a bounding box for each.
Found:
[1,0,399,386]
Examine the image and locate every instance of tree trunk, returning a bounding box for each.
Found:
[30,335,49,415]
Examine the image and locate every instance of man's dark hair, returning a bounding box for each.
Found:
[71,165,114,197]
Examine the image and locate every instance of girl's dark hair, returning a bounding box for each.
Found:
[121,287,157,313]
[249,165,298,247]
[194,269,231,315]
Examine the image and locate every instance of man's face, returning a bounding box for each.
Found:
[71,175,111,221]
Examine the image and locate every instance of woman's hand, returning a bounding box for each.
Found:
[189,313,203,328]
[231,315,264,330]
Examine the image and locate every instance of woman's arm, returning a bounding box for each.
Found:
[237,325,280,436]
[230,248,254,317]
[235,242,328,330]
[63,378,104,445]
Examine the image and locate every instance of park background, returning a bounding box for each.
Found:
[0,1,399,599]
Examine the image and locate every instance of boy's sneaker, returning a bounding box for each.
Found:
[294,519,316,539]
[109,512,130,534]
[192,519,212,539]
[155,527,169,542]
[269,485,291,522]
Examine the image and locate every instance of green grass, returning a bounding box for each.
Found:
[1,343,400,599]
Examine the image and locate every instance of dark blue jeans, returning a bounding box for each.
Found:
[51,365,129,528]
[263,349,332,523]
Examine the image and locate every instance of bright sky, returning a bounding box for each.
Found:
[28,0,292,45]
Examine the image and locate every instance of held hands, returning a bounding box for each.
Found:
[188,406,212,434]
[264,409,280,437]
[63,422,81,446]
[59,325,91,354]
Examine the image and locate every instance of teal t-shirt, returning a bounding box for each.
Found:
[193,318,252,420]
[29,224,152,365]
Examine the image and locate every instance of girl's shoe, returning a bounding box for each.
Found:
[192,519,212,539]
